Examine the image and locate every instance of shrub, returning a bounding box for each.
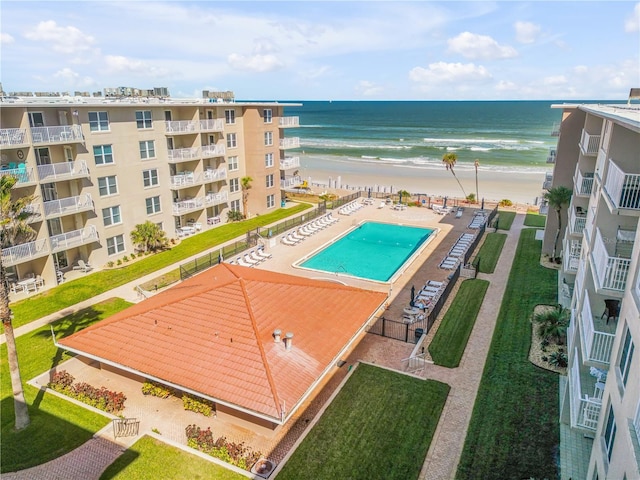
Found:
[117,259,122,266]
[541,356,548,362]
[107,261,115,268]
[227,210,244,222]
[141,381,174,399]
[466,193,476,203]
[185,424,262,471]
[183,393,216,417]
[499,199,513,207]
[48,370,126,414]
[548,351,568,368]
[123,255,129,262]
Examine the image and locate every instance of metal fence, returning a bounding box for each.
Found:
[179,238,252,280]
[256,203,327,238]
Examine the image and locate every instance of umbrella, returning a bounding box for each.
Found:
[410,285,415,307]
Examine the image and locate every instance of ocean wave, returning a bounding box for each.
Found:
[422,137,520,144]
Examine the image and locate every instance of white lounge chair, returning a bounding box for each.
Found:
[73,260,92,273]
[237,256,253,267]
[244,254,260,266]
[248,251,264,264]
[256,247,272,259]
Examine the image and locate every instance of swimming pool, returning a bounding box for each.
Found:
[297,222,436,282]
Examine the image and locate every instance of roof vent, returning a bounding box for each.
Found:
[273,329,282,343]
[284,332,294,351]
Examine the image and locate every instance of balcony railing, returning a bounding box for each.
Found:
[279,116,300,128]
[31,125,84,145]
[604,159,640,210]
[201,144,225,158]
[281,176,302,189]
[24,202,42,223]
[569,349,601,431]
[44,193,94,218]
[547,148,557,164]
[591,228,631,292]
[634,402,640,446]
[0,128,28,146]
[50,226,98,253]
[203,167,227,182]
[1,238,50,267]
[37,160,89,182]
[2,167,36,185]
[280,156,300,170]
[564,240,581,273]
[170,172,198,188]
[569,209,587,236]
[579,130,601,156]
[165,120,198,134]
[168,147,200,163]
[205,191,228,206]
[551,122,560,137]
[279,137,300,149]
[580,290,615,365]
[200,119,224,132]
[575,171,594,196]
[543,172,553,190]
[173,197,205,215]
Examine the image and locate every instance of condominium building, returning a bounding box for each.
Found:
[0,89,301,287]
[543,99,640,479]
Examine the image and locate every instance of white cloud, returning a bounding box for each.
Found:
[447,32,517,60]
[514,21,541,44]
[1,33,14,44]
[495,80,517,92]
[355,80,384,97]
[52,68,96,88]
[227,53,284,73]
[409,62,492,84]
[24,20,95,54]
[542,75,568,86]
[625,3,640,32]
[103,55,169,77]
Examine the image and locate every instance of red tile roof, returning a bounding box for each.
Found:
[59,264,387,422]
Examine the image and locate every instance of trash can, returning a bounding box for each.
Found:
[415,328,424,340]
[281,200,286,207]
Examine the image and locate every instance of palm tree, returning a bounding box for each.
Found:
[397,189,410,205]
[442,152,467,198]
[1,174,36,430]
[533,305,569,345]
[241,176,253,218]
[130,221,168,253]
[544,185,572,261]
[474,159,480,202]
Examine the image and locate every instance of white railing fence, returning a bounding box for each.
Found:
[1,238,50,266]
[592,229,631,292]
[44,193,93,217]
[605,159,640,210]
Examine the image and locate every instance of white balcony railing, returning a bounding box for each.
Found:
[31,125,84,144]
[170,172,198,188]
[551,122,560,137]
[570,349,601,431]
[281,176,302,189]
[2,167,36,185]
[168,147,200,162]
[575,171,594,196]
[634,402,640,446]
[592,228,631,292]
[569,209,587,236]
[203,167,227,182]
[547,148,557,164]
[37,160,89,182]
[279,137,300,149]
[564,240,581,273]
[165,120,198,134]
[199,119,224,132]
[279,116,300,128]
[173,197,205,215]
[1,238,50,267]
[205,191,228,206]
[604,159,640,210]
[543,172,553,190]
[280,156,300,170]
[0,128,28,146]
[44,193,94,218]
[201,144,225,158]
[50,226,98,253]
[580,290,615,365]
[580,130,601,156]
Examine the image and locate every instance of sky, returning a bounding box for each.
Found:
[1,1,639,101]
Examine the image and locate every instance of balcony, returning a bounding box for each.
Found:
[2,166,37,186]
[37,160,89,183]
[24,202,42,223]
[165,121,198,134]
[603,159,640,211]
[279,116,300,128]
[281,176,302,189]
[50,226,99,253]
[199,119,224,132]
[564,239,581,273]
[1,238,50,267]
[579,290,616,365]
[168,147,200,163]
[170,172,198,189]
[547,148,557,164]
[201,144,225,158]
[279,137,300,150]
[173,197,205,215]
[205,191,228,206]
[31,125,84,145]
[579,130,600,156]
[551,122,560,137]
[591,228,631,293]
[569,348,602,431]
[280,156,300,170]
[44,194,94,218]
[568,208,587,236]
[203,167,227,182]
[543,172,553,190]
[574,171,594,197]
[0,128,28,146]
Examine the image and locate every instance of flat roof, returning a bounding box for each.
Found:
[551,102,640,132]
[0,96,301,108]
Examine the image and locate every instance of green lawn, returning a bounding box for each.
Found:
[428,279,490,368]
[1,298,132,473]
[496,210,516,230]
[100,435,246,480]
[277,363,449,480]
[524,212,547,227]
[475,233,507,274]
[8,204,310,330]
[456,229,559,480]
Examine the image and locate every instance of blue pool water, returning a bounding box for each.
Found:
[299,222,434,282]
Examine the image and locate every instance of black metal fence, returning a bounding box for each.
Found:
[179,239,252,280]
[256,203,327,238]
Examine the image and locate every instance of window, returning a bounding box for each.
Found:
[619,328,635,388]
[146,196,161,215]
[225,109,235,124]
[264,131,273,146]
[98,176,118,196]
[229,178,239,193]
[142,169,159,187]
[102,206,121,226]
[226,133,237,149]
[107,234,125,255]
[139,140,156,159]
[135,110,152,129]
[604,405,616,462]
[263,109,272,123]
[88,111,109,132]
[267,194,275,208]
[228,156,239,171]
[266,174,274,188]
[93,145,114,165]
[265,153,274,168]
[230,199,240,211]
